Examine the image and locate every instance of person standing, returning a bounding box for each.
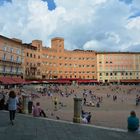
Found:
[28,97,33,114]
[8,91,18,125]
[0,94,5,110]
[54,97,58,110]
[127,110,139,131]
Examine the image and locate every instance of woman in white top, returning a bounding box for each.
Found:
[8,91,18,125]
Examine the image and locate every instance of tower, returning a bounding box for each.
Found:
[51,37,64,52]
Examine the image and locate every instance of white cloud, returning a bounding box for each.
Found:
[83,40,101,51]
[104,32,120,44]
[0,0,140,51]
[126,16,140,29]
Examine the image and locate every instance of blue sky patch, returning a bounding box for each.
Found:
[42,0,56,10]
[0,0,11,5]
[129,11,140,18]
[119,0,133,4]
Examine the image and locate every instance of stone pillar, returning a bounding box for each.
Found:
[22,94,29,114]
[73,97,82,123]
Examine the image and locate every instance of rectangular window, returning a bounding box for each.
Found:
[3,46,7,51]
[16,56,21,63]
[3,66,6,73]
[16,49,21,54]
[3,53,6,60]
[10,66,13,72]
[10,48,14,53]
[10,55,14,61]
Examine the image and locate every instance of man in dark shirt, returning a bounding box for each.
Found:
[127,111,139,131]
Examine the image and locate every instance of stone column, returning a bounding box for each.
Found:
[73,97,82,123]
[22,94,29,114]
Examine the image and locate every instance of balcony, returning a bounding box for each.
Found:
[0,70,23,76]
[0,58,22,65]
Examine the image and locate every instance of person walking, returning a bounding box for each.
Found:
[127,110,139,132]
[8,91,18,125]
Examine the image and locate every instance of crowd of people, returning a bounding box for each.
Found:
[0,84,140,133]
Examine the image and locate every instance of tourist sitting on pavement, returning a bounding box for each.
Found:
[127,110,139,132]
[81,110,92,123]
[85,101,95,107]
[33,102,46,117]
[86,112,91,123]
[81,110,86,118]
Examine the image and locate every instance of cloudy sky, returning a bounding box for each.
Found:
[0,0,140,52]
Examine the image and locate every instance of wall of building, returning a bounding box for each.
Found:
[97,53,139,83]
[1,34,140,83]
[0,36,23,77]
[134,54,140,79]
[42,37,97,79]
[23,40,42,80]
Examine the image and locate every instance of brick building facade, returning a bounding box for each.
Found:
[0,34,140,84]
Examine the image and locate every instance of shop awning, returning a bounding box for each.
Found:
[120,79,140,83]
[109,80,118,82]
[48,80,71,84]
[0,77,16,84]
[12,77,26,84]
[0,76,26,84]
[77,80,98,83]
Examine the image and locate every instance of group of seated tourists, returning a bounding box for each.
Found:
[81,110,91,124]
